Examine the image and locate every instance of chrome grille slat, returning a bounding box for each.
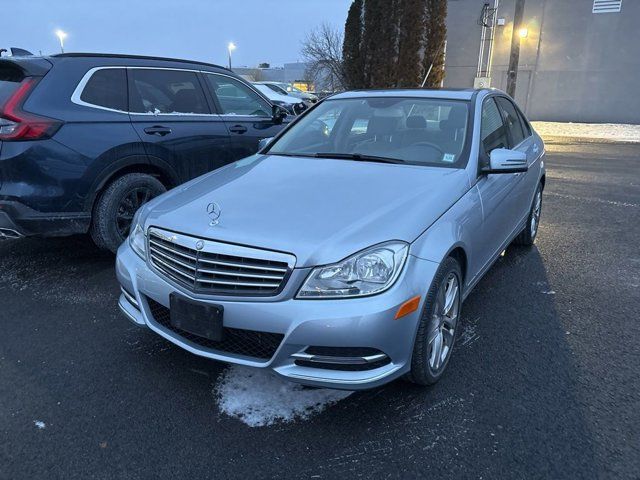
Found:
[150,247,197,271]
[197,257,288,273]
[149,238,197,261]
[148,229,293,296]
[194,277,281,288]
[150,255,195,281]
[196,266,283,280]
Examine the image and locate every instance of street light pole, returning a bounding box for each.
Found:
[506,0,525,97]
[227,42,236,70]
[55,30,67,54]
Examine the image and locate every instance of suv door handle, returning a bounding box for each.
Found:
[144,126,172,136]
[229,125,248,134]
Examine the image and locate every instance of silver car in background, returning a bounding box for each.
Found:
[116,89,545,390]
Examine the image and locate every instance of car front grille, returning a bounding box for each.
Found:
[147,229,293,296]
[146,297,284,360]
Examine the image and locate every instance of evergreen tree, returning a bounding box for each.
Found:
[342,0,364,89]
[396,0,426,87]
[423,0,447,88]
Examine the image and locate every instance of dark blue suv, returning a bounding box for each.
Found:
[0,53,289,251]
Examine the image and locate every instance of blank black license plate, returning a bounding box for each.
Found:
[169,294,224,341]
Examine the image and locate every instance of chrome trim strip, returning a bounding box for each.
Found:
[148,228,296,268]
[71,66,130,114]
[120,287,139,309]
[291,352,389,365]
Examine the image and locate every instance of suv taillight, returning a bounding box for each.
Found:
[0,77,62,141]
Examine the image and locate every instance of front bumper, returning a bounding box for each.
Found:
[116,241,439,390]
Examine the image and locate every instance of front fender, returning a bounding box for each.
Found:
[409,185,483,293]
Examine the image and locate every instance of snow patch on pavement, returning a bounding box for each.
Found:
[214,365,353,427]
[532,121,640,143]
[33,420,46,429]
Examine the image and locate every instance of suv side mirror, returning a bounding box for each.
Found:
[484,148,528,174]
[258,137,274,151]
[272,105,288,125]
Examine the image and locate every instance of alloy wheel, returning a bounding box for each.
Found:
[530,189,542,237]
[428,273,460,371]
[116,187,153,238]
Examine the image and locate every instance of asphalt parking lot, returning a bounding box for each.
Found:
[1,138,638,479]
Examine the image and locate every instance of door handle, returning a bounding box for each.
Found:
[144,125,172,136]
[229,125,248,134]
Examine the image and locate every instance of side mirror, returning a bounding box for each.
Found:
[258,137,274,151]
[484,148,528,174]
[272,105,288,125]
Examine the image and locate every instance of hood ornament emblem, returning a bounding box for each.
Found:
[195,240,204,250]
[207,202,222,226]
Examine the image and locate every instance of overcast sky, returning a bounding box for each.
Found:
[4,0,352,67]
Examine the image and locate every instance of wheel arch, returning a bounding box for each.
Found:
[84,157,179,213]
[447,246,468,288]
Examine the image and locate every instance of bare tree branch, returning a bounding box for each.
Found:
[301,23,345,92]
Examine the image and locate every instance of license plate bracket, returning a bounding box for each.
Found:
[169,293,224,342]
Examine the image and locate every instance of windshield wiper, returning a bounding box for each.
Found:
[313,152,405,164]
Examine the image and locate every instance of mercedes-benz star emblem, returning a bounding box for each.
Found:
[195,240,204,250]
[207,202,222,226]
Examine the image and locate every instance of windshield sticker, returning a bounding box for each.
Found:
[443,153,456,163]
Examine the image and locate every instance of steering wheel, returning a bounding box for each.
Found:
[411,142,445,157]
[309,119,330,137]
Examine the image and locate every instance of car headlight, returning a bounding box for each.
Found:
[128,212,147,259]
[297,242,408,299]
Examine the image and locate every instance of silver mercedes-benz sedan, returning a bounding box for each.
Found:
[116,88,545,390]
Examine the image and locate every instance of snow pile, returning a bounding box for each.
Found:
[33,420,46,429]
[214,365,353,427]
[532,121,640,143]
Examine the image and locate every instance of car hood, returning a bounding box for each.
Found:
[142,155,470,267]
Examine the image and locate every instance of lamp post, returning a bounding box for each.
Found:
[505,0,526,97]
[55,30,67,53]
[227,42,236,70]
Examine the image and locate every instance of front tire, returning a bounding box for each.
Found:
[91,173,166,253]
[514,182,543,246]
[406,256,462,386]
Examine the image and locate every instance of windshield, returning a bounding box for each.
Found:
[265,84,288,95]
[268,97,470,168]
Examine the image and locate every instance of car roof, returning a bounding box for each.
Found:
[331,88,481,101]
[49,53,229,71]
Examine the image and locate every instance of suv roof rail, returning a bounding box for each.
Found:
[51,53,229,71]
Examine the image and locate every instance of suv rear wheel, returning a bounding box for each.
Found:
[91,173,166,253]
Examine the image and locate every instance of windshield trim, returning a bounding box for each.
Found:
[264,96,474,170]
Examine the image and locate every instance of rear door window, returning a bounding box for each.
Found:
[80,68,127,111]
[495,97,525,147]
[129,69,209,114]
[480,98,509,154]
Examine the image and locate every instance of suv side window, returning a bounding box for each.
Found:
[480,97,508,155]
[128,69,209,114]
[205,74,271,117]
[495,97,525,147]
[80,68,127,111]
